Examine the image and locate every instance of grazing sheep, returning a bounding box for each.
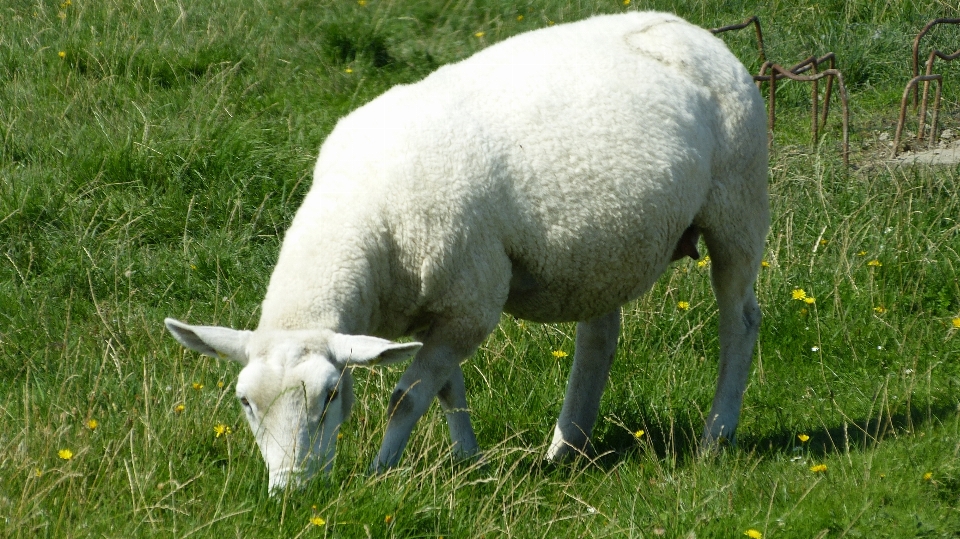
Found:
[166,11,768,492]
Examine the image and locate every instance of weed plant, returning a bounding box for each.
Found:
[1,0,960,537]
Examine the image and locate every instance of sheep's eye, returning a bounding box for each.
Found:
[239,396,250,407]
[324,389,339,406]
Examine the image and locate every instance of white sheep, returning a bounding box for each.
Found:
[166,11,768,492]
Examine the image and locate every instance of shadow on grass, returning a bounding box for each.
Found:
[584,398,960,470]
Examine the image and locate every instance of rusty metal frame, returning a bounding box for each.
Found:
[893,18,960,157]
[711,17,850,165]
[893,75,943,157]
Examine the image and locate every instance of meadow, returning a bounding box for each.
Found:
[2,0,960,536]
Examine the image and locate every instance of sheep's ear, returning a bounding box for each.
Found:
[164,318,251,365]
[328,334,422,367]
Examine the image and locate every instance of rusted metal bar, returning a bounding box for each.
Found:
[911,18,960,107]
[710,16,767,64]
[892,18,959,157]
[755,64,850,166]
[712,17,848,164]
[893,74,943,158]
[757,53,838,139]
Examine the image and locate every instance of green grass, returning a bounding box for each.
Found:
[2,0,960,536]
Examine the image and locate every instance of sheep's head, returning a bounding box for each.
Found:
[164,318,421,492]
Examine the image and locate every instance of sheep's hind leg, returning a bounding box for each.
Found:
[546,307,621,460]
[700,228,763,448]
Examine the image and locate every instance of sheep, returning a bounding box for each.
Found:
[165,11,768,492]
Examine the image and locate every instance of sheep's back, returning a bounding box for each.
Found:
[296,11,765,327]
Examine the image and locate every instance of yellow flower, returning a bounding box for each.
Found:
[867,259,882,267]
[792,288,807,301]
[174,404,185,414]
[697,255,711,268]
[190,264,197,270]
[857,250,867,256]
[474,32,485,38]
[803,297,816,304]
[345,67,353,73]
[798,433,810,443]
[214,424,232,437]
[623,0,631,5]
[357,0,366,5]
[58,51,66,59]
[819,239,828,246]
[952,318,960,329]
[633,429,644,439]
[547,20,555,26]
[86,419,98,430]
[874,306,886,313]
[923,472,933,481]
[810,463,827,473]
[217,380,225,389]
[384,514,393,524]
[745,530,762,539]
[552,350,568,359]
[192,382,203,390]
[35,468,42,477]
[677,301,690,311]
[760,260,770,268]
[516,15,524,21]
[58,449,74,460]
[310,516,326,526]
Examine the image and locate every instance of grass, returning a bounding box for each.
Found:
[2,0,960,536]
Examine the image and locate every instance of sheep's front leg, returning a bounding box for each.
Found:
[546,308,621,460]
[436,363,480,460]
[373,321,486,472]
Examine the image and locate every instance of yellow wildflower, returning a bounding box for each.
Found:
[357,0,366,5]
[745,530,762,539]
[867,259,882,267]
[58,449,74,460]
[214,424,232,437]
[35,468,42,477]
[697,255,710,268]
[517,15,524,21]
[552,350,568,359]
[174,404,185,414]
[633,429,644,439]
[58,51,66,59]
[217,380,225,389]
[857,250,867,256]
[345,68,353,74]
[192,382,203,391]
[384,514,393,524]
[791,288,807,301]
[797,433,810,443]
[677,301,690,311]
[803,297,816,304]
[623,0,631,5]
[810,464,827,473]
[474,32,485,38]
[874,306,886,314]
[923,472,933,481]
[310,516,326,526]
[760,260,770,268]
[86,419,98,430]
[952,318,960,329]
